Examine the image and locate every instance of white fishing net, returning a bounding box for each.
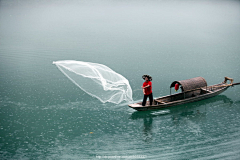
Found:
[53,60,133,104]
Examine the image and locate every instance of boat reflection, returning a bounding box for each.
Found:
[129,95,233,142]
[143,116,153,142]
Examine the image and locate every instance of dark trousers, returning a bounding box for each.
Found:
[142,93,153,106]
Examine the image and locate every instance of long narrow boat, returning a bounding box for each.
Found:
[128,77,239,111]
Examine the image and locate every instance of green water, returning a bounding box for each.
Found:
[1,0,240,159]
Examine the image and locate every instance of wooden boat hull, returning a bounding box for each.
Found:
[128,84,229,111]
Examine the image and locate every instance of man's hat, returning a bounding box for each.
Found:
[142,74,152,81]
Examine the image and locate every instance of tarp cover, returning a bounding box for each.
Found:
[170,77,207,92]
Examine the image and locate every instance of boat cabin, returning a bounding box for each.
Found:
[170,77,207,93]
[155,77,209,103]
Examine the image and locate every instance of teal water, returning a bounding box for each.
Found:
[1,0,240,159]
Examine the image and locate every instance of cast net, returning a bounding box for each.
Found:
[53,60,133,104]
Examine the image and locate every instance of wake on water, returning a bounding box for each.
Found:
[53,60,133,104]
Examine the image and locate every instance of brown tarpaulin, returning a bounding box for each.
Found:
[170,77,207,92]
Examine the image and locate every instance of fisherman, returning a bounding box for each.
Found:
[141,75,153,106]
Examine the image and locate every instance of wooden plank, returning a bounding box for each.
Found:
[201,88,213,93]
[154,99,166,104]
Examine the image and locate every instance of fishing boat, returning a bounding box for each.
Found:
[128,77,239,111]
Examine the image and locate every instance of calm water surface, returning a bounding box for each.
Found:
[0,0,240,159]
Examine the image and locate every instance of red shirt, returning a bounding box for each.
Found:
[143,81,152,95]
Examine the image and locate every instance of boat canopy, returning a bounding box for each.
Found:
[170,77,207,92]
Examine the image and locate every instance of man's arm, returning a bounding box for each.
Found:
[143,88,145,95]
[141,85,150,89]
